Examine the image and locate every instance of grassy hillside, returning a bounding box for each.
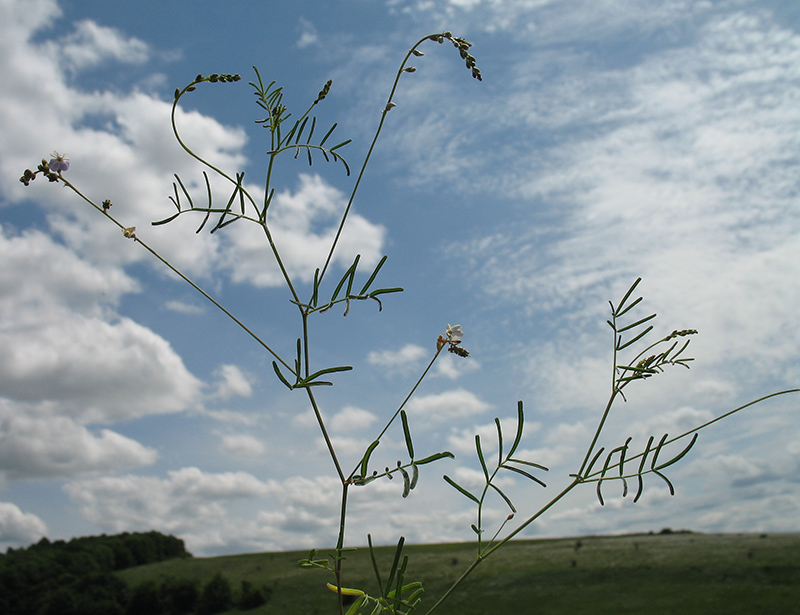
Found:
[116,532,800,614]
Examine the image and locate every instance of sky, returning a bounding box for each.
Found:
[0,0,799,558]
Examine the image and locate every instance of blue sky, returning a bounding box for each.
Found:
[0,0,799,557]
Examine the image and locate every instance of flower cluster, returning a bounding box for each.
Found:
[663,329,698,341]
[174,73,241,100]
[430,32,482,81]
[437,323,470,357]
[19,153,68,185]
[314,79,333,105]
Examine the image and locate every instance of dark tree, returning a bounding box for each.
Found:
[126,580,162,615]
[159,577,199,615]
[197,573,232,615]
[237,580,271,610]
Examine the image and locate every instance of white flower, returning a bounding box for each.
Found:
[446,323,463,342]
[49,151,69,172]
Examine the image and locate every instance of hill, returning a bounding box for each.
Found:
[116,531,800,614]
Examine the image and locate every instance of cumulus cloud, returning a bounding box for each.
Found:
[0,0,387,495]
[0,8,384,286]
[0,405,157,480]
[0,226,201,424]
[64,470,341,553]
[212,364,253,400]
[65,468,272,533]
[220,434,266,457]
[51,19,150,69]
[330,405,379,432]
[368,343,428,375]
[406,388,492,424]
[0,502,48,547]
[221,174,386,287]
[0,214,195,481]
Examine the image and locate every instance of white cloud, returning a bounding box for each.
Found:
[51,19,149,70]
[64,470,342,553]
[432,10,800,425]
[0,224,139,314]
[395,0,714,41]
[213,364,253,400]
[446,420,503,454]
[450,466,515,491]
[0,312,201,423]
[406,388,492,424]
[0,222,194,482]
[221,174,386,287]
[0,10,385,289]
[164,299,204,314]
[220,434,267,457]
[0,405,157,480]
[297,18,319,48]
[65,468,271,533]
[0,502,48,547]
[0,225,201,424]
[368,343,427,375]
[331,405,379,432]
[433,354,480,380]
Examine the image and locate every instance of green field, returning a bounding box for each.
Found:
[116,532,800,614]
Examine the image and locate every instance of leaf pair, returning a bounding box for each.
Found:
[305,254,403,315]
[581,432,699,505]
[353,412,454,498]
[444,402,548,537]
[272,344,352,391]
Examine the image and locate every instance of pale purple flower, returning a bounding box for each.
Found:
[49,151,69,173]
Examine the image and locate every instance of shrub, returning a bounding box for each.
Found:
[197,573,232,615]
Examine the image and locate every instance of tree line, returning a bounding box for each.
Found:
[0,531,271,614]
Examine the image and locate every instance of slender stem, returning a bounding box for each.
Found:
[316,35,432,290]
[348,345,444,480]
[259,220,300,304]
[422,558,483,615]
[56,175,292,371]
[482,479,580,559]
[426,388,800,613]
[303,380,345,484]
[334,482,350,615]
[577,307,623,477]
[576,392,617,478]
[172,86,301,304]
[582,388,800,481]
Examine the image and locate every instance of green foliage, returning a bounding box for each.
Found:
[198,573,233,615]
[114,533,800,615]
[237,580,271,610]
[0,532,189,615]
[160,577,200,615]
[127,581,162,615]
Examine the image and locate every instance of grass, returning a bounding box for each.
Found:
[116,532,800,614]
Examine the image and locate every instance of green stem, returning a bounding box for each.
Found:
[577,308,623,477]
[57,176,292,371]
[422,557,483,615]
[348,344,444,480]
[582,388,800,481]
[316,35,436,290]
[334,482,350,615]
[301,339,344,482]
[171,86,301,304]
